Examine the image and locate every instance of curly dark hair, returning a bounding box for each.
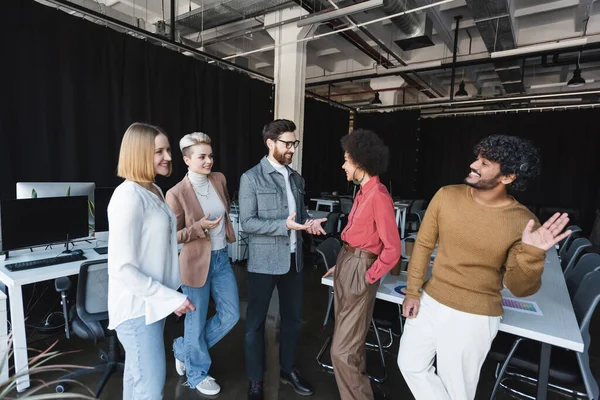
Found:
[341,129,389,177]
[262,119,296,145]
[474,134,541,192]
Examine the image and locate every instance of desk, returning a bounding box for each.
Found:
[321,249,583,399]
[0,234,110,392]
[310,198,339,212]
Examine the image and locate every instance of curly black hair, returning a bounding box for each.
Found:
[341,129,389,177]
[474,134,541,192]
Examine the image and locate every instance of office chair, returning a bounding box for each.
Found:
[488,271,600,399]
[54,260,124,398]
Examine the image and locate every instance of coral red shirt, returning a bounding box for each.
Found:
[341,176,402,284]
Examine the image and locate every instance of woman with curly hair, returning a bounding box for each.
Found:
[323,129,401,400]
[398,134,571,400]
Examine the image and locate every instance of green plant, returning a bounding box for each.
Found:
[0,336,95,399]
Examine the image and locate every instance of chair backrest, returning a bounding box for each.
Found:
[559,225,583,259]
[316,237,342,272]
[571,271,600,399]
[562,237,592,275]
[565,253,600,299]
[339,196,354,215]
[408,199,425,214]
[76,260,109,322]
[323,212,342,235]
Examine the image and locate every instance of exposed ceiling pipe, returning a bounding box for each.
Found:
[419,103,600,118]
[222,0,453,60]
[327,85,418,96]
[355,88,600,111]
[382,0,421,36]
[291,0,393,68]
[449,15,462,100]
[305,35,600,87]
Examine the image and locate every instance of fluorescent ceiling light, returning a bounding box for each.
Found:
[490,38,588,59]
[297,0,384,27]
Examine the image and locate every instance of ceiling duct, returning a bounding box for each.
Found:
[177,0,292,34]
[383,0,434,51]
[465,0,524,94]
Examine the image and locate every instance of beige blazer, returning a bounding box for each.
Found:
[165,172,236,287]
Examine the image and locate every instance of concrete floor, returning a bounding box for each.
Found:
[9,252,600,399]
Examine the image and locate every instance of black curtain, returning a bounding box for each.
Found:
[419,110,600,232]
[354,110,420,198]
[0,0,273,199]
[302,98,350,196]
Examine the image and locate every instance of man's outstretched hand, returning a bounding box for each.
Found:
[522,212,571,251]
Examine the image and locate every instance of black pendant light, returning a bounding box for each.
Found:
[370,92,382,105]
[568,66,586,87]
[455,80,468,97]
[568,51,586,87]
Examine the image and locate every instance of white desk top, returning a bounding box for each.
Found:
[0,233,110,287]
[322,248,583,352]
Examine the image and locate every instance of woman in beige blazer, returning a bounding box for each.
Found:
[165,132,239,397]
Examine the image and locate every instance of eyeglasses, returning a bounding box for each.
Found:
[278,139,300,149]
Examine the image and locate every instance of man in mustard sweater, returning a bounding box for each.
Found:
[398,135,571,400]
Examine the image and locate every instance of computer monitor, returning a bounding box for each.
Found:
[16,182,96,229]
[0,196,90,253]
[93,187,116,233]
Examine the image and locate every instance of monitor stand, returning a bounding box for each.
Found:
[61,235,73,255]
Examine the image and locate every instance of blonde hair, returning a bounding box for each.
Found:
[179,132,212,157]
[117,122,172,182]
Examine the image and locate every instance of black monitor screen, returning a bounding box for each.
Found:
[93,187,115,233]
[0,196,89,252]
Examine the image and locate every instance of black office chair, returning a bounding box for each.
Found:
[562,237,592,276]
[558,225,582,257]
[54,260,124,398]
[565,253,600,299]
[488,271,600,399]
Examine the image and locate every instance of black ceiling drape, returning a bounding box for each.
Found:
[0,0,273,199]
[302,98,350,196]
[354,110,420,198]
[419,110,600,232]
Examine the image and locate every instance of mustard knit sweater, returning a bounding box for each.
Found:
[405,185,547,316]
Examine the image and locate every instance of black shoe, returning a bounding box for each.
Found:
[280,369,314,396]
[248,380,264,400]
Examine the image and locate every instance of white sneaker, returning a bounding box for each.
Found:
[175,358,185,376]
[196,376,221,396]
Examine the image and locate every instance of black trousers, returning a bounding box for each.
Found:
[245,256,303,381]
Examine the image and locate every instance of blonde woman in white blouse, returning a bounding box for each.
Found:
[107,122,196,400]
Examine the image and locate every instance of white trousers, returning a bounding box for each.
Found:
[398,292,501,400]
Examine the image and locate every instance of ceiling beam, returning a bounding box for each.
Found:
[575,0,597,32]
[514,0,578,19]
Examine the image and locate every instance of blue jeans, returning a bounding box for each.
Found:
[173,248,240,387]
[116,316,167,400]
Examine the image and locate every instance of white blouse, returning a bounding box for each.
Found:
[107,180,186,330]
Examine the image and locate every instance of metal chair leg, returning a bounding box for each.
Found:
[490,337,524,399]
[323,289,333,327]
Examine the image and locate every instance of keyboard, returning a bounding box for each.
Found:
[5,252,87,272]
[93,246,108,255]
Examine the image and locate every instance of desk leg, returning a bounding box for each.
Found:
[536,343,551,400]
[9,285,30,392]
[400,209,407,239]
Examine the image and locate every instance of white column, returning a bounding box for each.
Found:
[265,7,315,173]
